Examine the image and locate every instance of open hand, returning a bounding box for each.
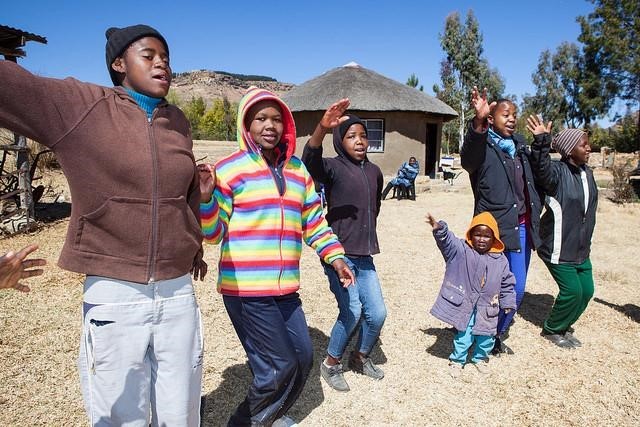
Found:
[331,258,355,287]
[470,86,495,124]
[425,212,441,231]
[191,246,208,281]
[197,163,216,203]
[0,244,46,293]
[526,114,552,136]
[319,98,350,131]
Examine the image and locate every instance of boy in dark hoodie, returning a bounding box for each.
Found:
[302,99,387,392]
[426,211,516,378]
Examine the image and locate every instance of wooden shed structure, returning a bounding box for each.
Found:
[0,25,47,233]
[282,63,458,177]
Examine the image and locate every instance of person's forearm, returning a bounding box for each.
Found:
[472,116,487,133]
[308,123,330,149]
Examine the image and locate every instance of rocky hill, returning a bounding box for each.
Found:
[170,70,294,105]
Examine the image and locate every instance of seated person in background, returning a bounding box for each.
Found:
[381,156,419,200]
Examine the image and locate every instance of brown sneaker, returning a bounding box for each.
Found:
[348,352,384,380]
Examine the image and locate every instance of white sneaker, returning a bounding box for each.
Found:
[448,361,463,378]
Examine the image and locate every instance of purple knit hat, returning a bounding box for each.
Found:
[552,128,586,158]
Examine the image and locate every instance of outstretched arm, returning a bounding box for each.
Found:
[470,86,496,133]
[527,114,559,194]
[302,99,350,183]
[0,245,46,293]
[307,98,350,149]
[461,86,495,172]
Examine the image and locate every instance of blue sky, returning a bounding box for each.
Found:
[5,0,616,122]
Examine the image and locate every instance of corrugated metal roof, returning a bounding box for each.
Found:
[0,24,47,47]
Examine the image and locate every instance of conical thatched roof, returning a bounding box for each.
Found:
[282,63,458,119]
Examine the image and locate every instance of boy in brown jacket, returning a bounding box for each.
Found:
[0,25,205,425]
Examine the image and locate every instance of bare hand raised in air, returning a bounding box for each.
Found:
[526,114,553,136]
[425,212,441,231]
[197,163,216,203]
[471,86,496,129]
[319,98,350,131]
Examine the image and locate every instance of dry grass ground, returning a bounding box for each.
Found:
[0,152,639,426]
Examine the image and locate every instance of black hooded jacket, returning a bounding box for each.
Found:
[302,129,383,256]
[461,121,542,251]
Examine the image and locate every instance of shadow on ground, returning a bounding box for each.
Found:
[593,297,640,324]
[421,327,455,360]
[517,292,555,329]
[200,326,388,425]
[35,201,71,222]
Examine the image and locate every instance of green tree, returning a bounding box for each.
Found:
[578,0,639,149]
[523,40,615,131]
[182,97,207,139]
[165,89,181,106]
[406,73,423,91]
[611,110,639,152]
[433,10,505,151]
[199,97,237,141]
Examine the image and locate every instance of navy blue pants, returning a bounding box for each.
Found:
[223,293,313,427]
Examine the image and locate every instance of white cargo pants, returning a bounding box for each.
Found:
[78,274,203,426]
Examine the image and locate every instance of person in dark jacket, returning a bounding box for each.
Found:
[461,86,542,355]
[302,98,387,392]
[427,211,516,378]
[527,117,598,349]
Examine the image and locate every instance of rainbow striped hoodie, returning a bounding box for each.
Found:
[201,89,345,296]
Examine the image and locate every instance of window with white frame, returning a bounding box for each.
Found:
[362,118,384,152]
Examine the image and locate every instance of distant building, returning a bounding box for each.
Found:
[282,63,458,176]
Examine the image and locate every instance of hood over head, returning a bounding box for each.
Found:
[465,211,505,253]
[237,88,297,161]
[332,114,368,164]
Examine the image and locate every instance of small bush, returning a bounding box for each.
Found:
[608,162,637,203]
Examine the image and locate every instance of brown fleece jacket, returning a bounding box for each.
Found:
[0,61,203,283]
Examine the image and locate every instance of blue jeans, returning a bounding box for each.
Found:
[324,255,387,358]
[497,224,532,336]
[449,309,495,365]
[223,293,313,427]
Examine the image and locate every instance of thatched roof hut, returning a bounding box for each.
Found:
[282,63,458,177]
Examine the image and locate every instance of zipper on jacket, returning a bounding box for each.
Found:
[360,162,373,254]
[264,157,286,293]
[147,110,159,283]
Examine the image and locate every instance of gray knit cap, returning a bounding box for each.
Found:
[552,128,586,158]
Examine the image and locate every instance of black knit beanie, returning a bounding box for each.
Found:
[336,114,368,141]
[105,24,169,85]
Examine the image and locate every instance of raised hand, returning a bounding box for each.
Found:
[526,114,553,136]
[197,163,216,203]
[425,212,441,231]
[0,244,46,293]
[470,86,496,125]
[331,258,355,287]
[319,98,350,131]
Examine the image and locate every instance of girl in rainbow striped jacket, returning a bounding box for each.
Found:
[198,88,354,426]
